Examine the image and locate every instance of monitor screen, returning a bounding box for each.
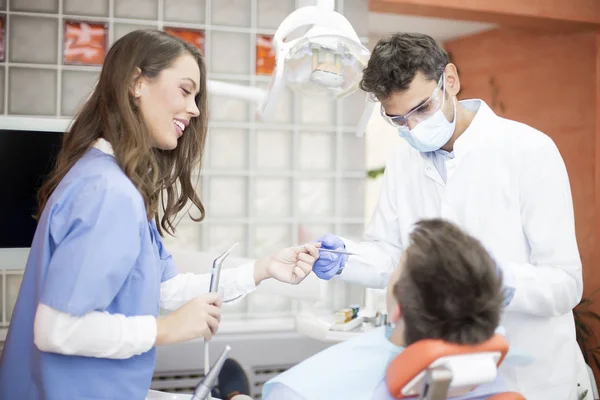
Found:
[0,129,64,248]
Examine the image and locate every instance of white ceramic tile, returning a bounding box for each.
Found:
[6,274,23,320]
[298,131,335,171]
[248,292,292,315]
[299,94,335,125]
[9,16,58,64]
[256,82,293,123]
[164,0,205,23]
[113,23,158,42]
[9,68,57,115]
[314,279,349,310]
[161,222,203,252]
[257,0,294,29]
[61,70,99,116]
[207,128,247,169]
[255,130,291,170]
[340,179,365,217]
[211,0,250,27]
[11,0,57,12]
[209,81,250,122]
[254,178,291,217]
[342,0,368,37]
[206,224,246,257]
[115,0,158,19]
[341,132,365,171]
[207,177,247,217]
[297,223,334,244]
[297,179,333,217]
[64,0,109,16]
[210,31,250,75]
[252,224,291,257]
[340,223,364,242]
[341,89,367,126]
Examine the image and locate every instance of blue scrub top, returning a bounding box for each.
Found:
[0,148,179,400]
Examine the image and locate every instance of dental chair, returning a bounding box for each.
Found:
[386,333,525,400]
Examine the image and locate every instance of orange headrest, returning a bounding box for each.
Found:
[386,334,509,399]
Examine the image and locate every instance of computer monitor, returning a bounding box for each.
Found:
[0,117,71,269]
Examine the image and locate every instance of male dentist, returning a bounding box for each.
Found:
[312,33,591,400]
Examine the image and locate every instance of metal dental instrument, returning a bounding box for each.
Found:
[192,345,232,400]
[317,248,358,256]
[208,242,239,293]
[204,242,238,400]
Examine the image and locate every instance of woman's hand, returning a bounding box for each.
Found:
[254,243,321,285]
[156,293,222,345]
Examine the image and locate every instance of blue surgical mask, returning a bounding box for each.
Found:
[384,323,394,340]
[398,97,457,152]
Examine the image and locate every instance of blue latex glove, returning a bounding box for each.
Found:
[312,234,348,280]
[502,283,516,307]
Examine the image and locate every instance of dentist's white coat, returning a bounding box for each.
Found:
[340,100,591,400]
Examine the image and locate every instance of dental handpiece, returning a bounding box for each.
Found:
[204,242,239,399]
[208,242,239,293]
[193,345,232,400]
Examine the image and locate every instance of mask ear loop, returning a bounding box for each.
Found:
[439,73,457,125]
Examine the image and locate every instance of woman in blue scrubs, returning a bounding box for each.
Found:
[0,29,320,400]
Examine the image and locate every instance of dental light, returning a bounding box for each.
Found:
[206,0,373,135]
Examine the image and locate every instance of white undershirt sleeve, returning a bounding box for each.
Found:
[34,303,156,359]
[34,262,258,358]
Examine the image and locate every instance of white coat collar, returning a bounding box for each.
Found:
[451,99,496,157]
[93,138,115,156]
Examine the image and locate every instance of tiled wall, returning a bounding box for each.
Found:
[1,0,370,323]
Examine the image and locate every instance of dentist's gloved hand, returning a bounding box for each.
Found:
[312,234,348,280]
[487,249,516,307]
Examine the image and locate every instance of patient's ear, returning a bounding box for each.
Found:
[389,303,402,324]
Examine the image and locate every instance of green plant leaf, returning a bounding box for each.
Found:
[367,167,385,179]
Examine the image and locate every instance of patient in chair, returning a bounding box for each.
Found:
[262,218,507,400]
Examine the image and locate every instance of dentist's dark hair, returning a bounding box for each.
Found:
[37,29,208,236]
[394,218,503,346]
[360,33,449,102]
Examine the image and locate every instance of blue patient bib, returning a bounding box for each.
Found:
[263,327,401,400]
[263,326,512,400]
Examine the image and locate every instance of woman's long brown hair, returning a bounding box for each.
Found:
[36,30,208,236]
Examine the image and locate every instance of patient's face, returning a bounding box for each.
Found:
[386,252,405,322]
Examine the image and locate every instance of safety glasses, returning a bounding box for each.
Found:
[379,75,445,129]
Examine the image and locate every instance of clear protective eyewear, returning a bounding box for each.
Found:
[379,75,445,129]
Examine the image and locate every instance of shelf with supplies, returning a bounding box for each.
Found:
[295,309,386,342]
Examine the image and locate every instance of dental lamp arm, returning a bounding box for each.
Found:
[207,80,266,103]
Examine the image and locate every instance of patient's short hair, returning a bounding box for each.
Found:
[394,219,503,346]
